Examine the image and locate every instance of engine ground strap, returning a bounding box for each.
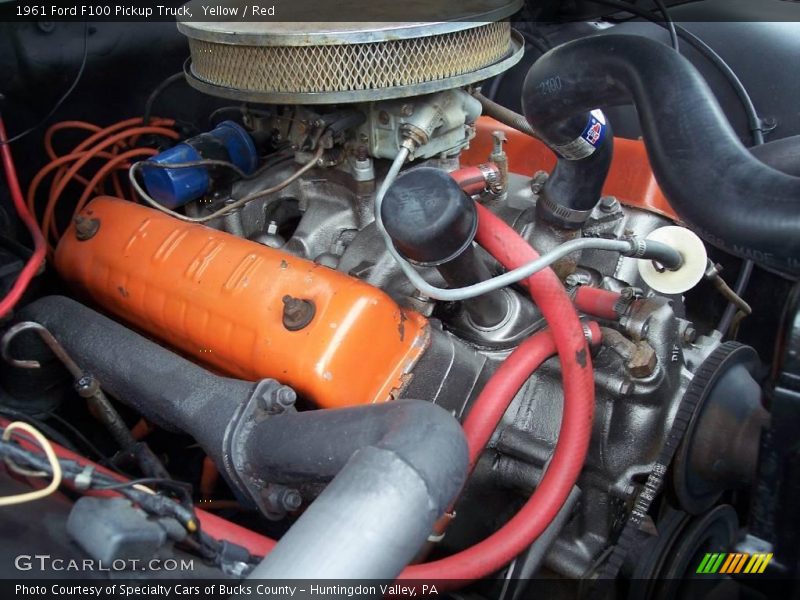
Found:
[591,341,745,590]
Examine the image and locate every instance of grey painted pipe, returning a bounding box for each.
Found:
[17,296,469,580]
[243,400,469,579]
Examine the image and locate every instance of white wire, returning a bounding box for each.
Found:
[372,147,637,302]
[0,422,63,506]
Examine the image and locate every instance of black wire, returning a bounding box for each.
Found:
[651,0,679,51]
[0,22,90,145]
[675,24,764,146]
[44,410,125,473]
[717,259,754,336]
[584,0,764,145]
[0,406,76,450]
[585,0,762,331]
[142,72,185,126]
[96,476,190,494]
[208,106,246,127]
[99,478,197,517]
[0,437,246,564]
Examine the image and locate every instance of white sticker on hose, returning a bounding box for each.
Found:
[553,109,607,161]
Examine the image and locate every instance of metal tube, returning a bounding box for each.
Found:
[243,399,468,579]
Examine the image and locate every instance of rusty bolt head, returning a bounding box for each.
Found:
[74,216,100,241]
[282,295,316,331]
[683,325,698,344]
[628,342,657,378]
[400,104,414,117]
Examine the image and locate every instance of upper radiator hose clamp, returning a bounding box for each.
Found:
[528,105,613,229]
[522,34,800,277]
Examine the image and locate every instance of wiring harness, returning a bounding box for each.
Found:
[0,421,259,570]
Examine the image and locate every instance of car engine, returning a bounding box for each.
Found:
[0,1,798,598]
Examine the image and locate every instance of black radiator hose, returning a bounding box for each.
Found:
[14,296,468,579]
[522,34,800,277]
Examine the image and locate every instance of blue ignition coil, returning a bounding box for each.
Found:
[140,120,258,208]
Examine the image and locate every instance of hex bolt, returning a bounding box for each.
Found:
[683,325,697,344]
[74,216,100,241]
[258,384,297,414]
[627,342,658,378]
[400,104,414,117]
[599,196,619,212]
[277,487,303,512]
[282,295,316,331]
[263,484,303,514]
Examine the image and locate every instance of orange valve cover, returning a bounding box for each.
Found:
[55,197,429,408]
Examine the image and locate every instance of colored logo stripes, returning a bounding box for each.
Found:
[696,552,773,574]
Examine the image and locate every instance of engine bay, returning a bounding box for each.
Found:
[0,1,799,598]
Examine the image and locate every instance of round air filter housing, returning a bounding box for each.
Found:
[178,0,524,104]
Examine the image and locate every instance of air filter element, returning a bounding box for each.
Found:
[178,0,524,104]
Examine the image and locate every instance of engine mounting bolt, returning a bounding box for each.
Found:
[282,295,316,331]
[683,325,697,344]
[599,196,619,212]
[74,215,100,241]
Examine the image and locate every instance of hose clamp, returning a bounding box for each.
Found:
[477,163,503,195]
[625,237,648,258]
[537,194,593,229]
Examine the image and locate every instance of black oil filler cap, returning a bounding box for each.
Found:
[381,167,477,266]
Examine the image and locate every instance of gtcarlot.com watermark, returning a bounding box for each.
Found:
[14,554,194,573]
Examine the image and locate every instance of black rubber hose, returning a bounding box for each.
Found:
[750,134,800,178]
[15,296,251,468]
[15,296,468,580]
[475,91,614,228]
[245,400,468,578]
[522,34,800,277]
